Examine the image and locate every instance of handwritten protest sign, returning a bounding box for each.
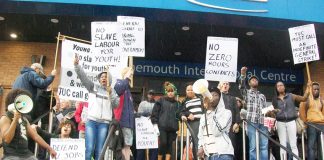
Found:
[58,39,93,101]
[135,116,158,149]
[204,37,238,82]
[50,138,85,160]
[117,16,145,57]
[289,24,319,64]
[91,22,128,78]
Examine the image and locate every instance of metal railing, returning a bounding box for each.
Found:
[243,120,302,160]
[179,121,198,160]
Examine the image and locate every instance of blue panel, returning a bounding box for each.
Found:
[134,60,304,84]
[14,0,324,23]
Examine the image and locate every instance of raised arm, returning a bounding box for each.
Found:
[239,67,248,100]
[0,112,20,144]
[29,71,55,89]
[293,81,311,102]
[74,54,94,91]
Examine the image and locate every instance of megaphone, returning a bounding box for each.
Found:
[8,94,33,114]
[193,79,212,100]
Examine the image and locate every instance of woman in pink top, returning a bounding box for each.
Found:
[75,101,88,138]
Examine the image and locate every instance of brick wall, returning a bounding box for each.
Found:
[0,41,61,114]
[308,61,324,97]
[1,41,324,114]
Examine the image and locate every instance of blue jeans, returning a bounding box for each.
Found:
[136,149,158,160]
[307,123,324,160]
[85,120,109,160]
[247,122,268,160]
[208,154,233,160]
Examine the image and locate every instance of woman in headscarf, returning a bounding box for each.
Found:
[151,81,179,160]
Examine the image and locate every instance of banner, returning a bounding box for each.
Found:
[50,138,85,160]
[91,22,128,78]
[135,116,158,149]
[204,37,238,82]
[58,39,93,102]
[117,16,145,57]
[134,60,304,84]
[289,24,319,64]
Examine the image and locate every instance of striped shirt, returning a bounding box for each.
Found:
[183,98,204,119]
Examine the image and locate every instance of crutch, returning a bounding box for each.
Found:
[243,121,246,160]
[180,121,184,160]
[302,130,305,160]
[186,123,190,160]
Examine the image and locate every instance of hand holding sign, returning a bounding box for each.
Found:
[74,54,79,65]
[204,36,238,82]
[49,148,57,159]
[153,124,160,136]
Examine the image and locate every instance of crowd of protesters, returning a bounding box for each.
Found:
[1,62,323,160]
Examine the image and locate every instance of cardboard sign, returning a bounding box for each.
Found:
[204,36,238,82]
[91,22,128,78]
[289,24,319,64]
[59,39,93,101]
[135,116,158,149]
[117,16,145,57]
[50,138,85,160]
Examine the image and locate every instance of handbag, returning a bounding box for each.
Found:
[296,117,305,135]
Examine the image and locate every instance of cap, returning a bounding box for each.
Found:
[209,86,221,96]
[147,89,155,95]
[248,75,259,82]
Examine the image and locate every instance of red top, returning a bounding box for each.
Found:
[75,102,88,131]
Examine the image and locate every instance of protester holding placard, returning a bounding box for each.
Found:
[114,67,135,160]
[0,89,57,160]
[239,67,268,160]
[136,89,158,160]
[299,82,324,160]
[272,81,310,160]
[73,55,120,160]
[151,82,179,160]
[218,81,240,160]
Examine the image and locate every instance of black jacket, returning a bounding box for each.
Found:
[151,97,179,131]
[222,93,241,124]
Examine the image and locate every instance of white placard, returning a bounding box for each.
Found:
[91,22,128,78]
[135,116,158,149]
[289,24,319,64]
[50,138,85,160]
[117,16,145,57]
[59,39,93,102]
[204,36,238,82]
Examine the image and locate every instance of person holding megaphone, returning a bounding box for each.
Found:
[197,86,234,160]
[0,89,57,160]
